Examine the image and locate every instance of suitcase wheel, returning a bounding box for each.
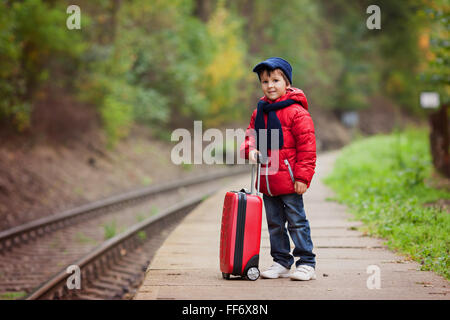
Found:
[245,267,260,281]
[222,272,230,280]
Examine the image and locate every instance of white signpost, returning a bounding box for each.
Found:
[420,92,440,109]
[341,111,359,128]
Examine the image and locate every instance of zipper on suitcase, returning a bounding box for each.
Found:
[232,192,247,275]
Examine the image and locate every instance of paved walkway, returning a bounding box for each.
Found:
[134,151,449,300]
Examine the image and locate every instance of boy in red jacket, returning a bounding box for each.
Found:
[240,57,316,280]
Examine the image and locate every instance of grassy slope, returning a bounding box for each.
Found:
[324,128,450,279]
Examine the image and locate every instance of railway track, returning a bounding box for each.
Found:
[27,195,206,300]
[0,166,248,300]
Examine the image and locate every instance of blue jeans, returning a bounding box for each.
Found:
[263,193,316,269]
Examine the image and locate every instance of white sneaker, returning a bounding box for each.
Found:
[290,265,316,281]
[261,262,290,279]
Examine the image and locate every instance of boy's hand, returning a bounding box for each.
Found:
[249,149,260,163]
[294,181,307,194]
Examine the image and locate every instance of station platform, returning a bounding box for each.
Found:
[134,151,449,300]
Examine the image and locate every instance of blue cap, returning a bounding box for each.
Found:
[253,57,293,84]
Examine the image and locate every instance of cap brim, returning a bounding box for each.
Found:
[252,61,276,73]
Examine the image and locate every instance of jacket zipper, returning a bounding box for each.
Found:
[265,165,273,196]
[284,159,295,184]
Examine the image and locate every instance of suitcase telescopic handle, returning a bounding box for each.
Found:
[250,153,262,196]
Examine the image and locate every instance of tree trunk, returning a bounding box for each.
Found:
[109,0,122,43]
[429,103,449,178]
[194,0,212,22]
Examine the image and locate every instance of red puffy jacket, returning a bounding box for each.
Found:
[240,87,316,196]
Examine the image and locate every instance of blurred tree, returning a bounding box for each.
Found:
[419,0,449,177]
[0,0,444,146]
[194,0,215,22]
[229,0,333,110]
[419,0,449,101]
[320,0,378,112]
[362,0,429,111]
[201,2,248,126]
[0,0,84,131]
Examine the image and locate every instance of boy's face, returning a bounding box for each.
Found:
[260,69,290,101]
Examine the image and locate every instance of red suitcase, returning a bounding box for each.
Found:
[220,163,263,280]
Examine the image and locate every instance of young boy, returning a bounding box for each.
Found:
[240,57,317,281]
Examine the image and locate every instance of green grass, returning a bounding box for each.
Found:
[137,231,147,241]
[135,213,145,223]
[150,206,159,215]
[140,176,153,186]
[324,128,450,279]
[181,163,193,171]
[103,220,117,240]
[0,291,27,300]
[75,232,97,245]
